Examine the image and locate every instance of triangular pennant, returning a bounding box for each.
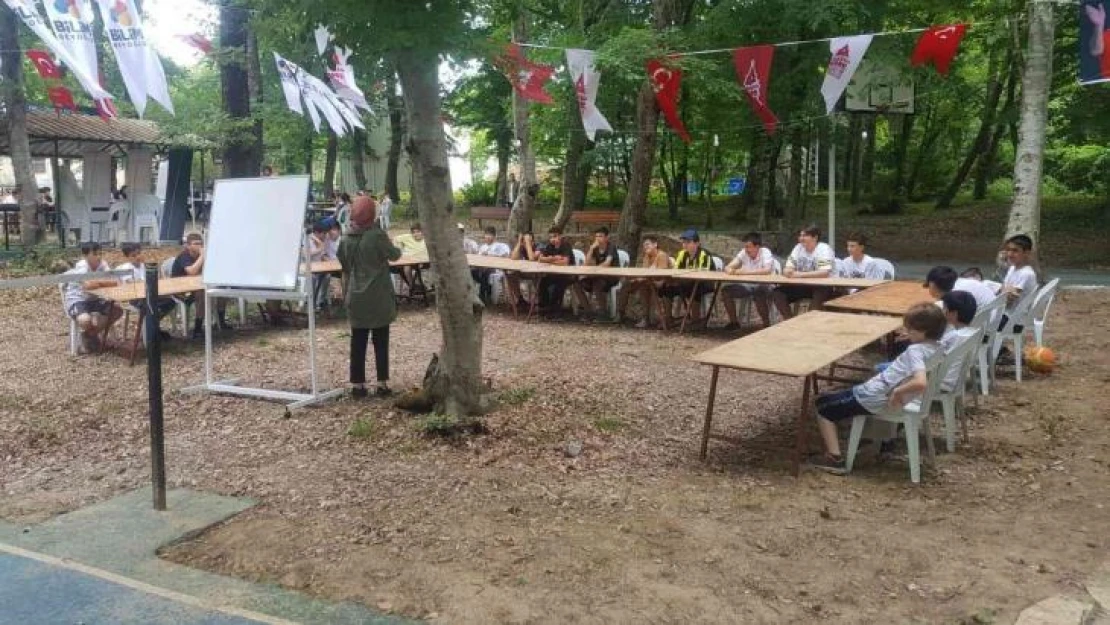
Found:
[820,35,873,114]
[314,25,332,56]
[911,24,968,76]
[732,46,778,135]
[565,48,612,140]
[494,44,555,105]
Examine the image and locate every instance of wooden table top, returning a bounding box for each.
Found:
[311,256,429,274]
[824,280,935,316]
[690,311,903,377]
[92,276,204,302]
[673,270,887,290]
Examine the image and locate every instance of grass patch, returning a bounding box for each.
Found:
[347,417,376,440]
[416,412,488,438]
[256,337,271,347]
[498,386,535,406]
[594,417,626,433]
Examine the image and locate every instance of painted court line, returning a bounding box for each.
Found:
[0,541,298,625]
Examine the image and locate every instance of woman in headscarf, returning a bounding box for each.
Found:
[338,196,401,398]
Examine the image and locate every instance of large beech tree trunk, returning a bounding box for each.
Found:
[352,129,368,190]
[219,0,255,179]
[0,8,43,247]
[551,108,588,231]
[395,48,484,417]
[385,71,404,202]
[1007,0,1053,247]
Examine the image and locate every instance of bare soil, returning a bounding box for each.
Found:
[1,282,1108,624]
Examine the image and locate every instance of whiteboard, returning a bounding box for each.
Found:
[203,175,309,290]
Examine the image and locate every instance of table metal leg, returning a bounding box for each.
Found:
[793,374,816,477]
[700,366,720,461]
[679,281,702,334]
[128,309,146,367]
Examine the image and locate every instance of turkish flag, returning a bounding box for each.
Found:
[495,44,555,105]
[47,86,78,112]
[177,33,214,55]
[911,24,968,75]
[26,50,62,79]
[647,59,691,144]
[732,45,778,135]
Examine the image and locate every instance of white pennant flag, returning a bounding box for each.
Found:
[2,0,110,100]
[820,35,873,114]
[565,48,612,141]
[329,47,370,111]
[42,0,116,115]
[273,51,363,136]
[93,0,174,117]
[273,52,304,115]
[313,25,332,56]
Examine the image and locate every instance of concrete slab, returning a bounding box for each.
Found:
[1014,596,1093,625]
[0,487,409,625]
[1087,562,1110,613]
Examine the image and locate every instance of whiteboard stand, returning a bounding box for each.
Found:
[183,242,344,413]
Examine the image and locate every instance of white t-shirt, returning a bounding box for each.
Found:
[939,325,979,392]
[731,246,774,272]
[114,262,144,283]
[952,277,998,311]
[853,342,938,414]
[478,241,511,258]
[463,237,480,254]
[324,237,339,261]
[1003,265,1038,312]
[308,235,327,262]
[839,254,884,280]
[785,242,835,274]
[63,259,111,311]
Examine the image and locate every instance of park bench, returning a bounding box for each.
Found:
[568,210,621,232]
[470,206,532,233]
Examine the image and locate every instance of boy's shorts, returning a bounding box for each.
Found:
[815,388,871,422]
[723,284,770,299]
[68,298,115,319]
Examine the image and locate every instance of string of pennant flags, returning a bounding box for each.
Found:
[500,23,970,142]
[270,24,369,137]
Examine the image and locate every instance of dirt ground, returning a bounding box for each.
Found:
[1,282,1108,624]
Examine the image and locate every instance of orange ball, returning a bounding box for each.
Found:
[1024,346,1057,374]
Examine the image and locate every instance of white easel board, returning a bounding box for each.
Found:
[204,175,309,290]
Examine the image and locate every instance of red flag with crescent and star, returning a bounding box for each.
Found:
[646,58,691,144]
[911,24,968,76]
[47,86,78,112]
[494,43,555,105]
[732,45,778,135]
[26,50,63,79]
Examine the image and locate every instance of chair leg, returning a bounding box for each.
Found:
[957,396,970,444]
[941,397,957,453]
[845,416,868,472]
[903,419,921,484]
[1014,334,1023,383]
[977,350,990,396]
[922,416,937,467]
[1034,322,1044,348]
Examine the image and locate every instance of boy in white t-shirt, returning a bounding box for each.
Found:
[63,242,124,353]
[839,232,885,280]
[471,226,512,304]
[939,290,980,392]
[771,224,836,320]
[115,242,146,283]
[1000,234,1038,319]
[810,303,947,474]
[722,232,775,329]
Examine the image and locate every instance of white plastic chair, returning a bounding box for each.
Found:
[160,257,191,337]
[607,249,631,317]
[872,258,896,280]
[932,327,985,453]
[845,348,947,484]
[60,283,79,356]
[573,249,586,266]
[834,258,846,278]
[1029,278,1060,347]
[990,283,1041,383]
[971,295,1007,396]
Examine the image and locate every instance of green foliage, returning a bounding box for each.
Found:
[458,179,498,207]
[498,386,535,406]
[1046,145,1110,195]
[347,418,376,440]
[593,417,625,433]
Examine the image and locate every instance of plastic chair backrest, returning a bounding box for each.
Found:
[1030,277,1060,324]
[572,249,585,266]
[917,347,950,411]
[1009,282,1041,326]
[872,258,896,280]
[617,249,630,268]
[160,256,175,279]
[772,258,783,275]
[58,282,68,315]
[975,295,1007,343]
[712,256,724,271]
[948,327,985,392]
[834,258,845,277]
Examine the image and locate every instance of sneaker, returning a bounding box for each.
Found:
[351,387,368,399]
[809,454,848,475]
[374,385,393,398]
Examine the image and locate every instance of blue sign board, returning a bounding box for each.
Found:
[726,177,746,195]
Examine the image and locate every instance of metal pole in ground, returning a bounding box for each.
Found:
[144,262,167,511]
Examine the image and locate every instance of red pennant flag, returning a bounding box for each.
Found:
[495,44,555,105]
[95,72,117,122]
[47,86,77,113]
[911,24,968,76]
[732,45,778,135]
[647,59,691,144]
[177,33,214,55]
[26,50,62,79]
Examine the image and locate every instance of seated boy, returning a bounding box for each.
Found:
[172,232,231,338]
[810,303,948,474]
[535,226,577,314]
[63,242,124,353]
[504,232,539,310]
[114,242,177,335]
[771,224,836,320]
[308,221,331,312]
[391,222,428,293]
[573,226,621,319]
[471,226,511,304]
[722,232,775,330]
[617,235,671,328]
[998,234,1038,331]
[839,232,885,279]
[925,265,997,312]
[939,290,980,391]
[657,229,715,328]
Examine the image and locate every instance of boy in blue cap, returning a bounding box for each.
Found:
[657,228,716,328]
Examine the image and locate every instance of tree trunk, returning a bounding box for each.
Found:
[219,0,254,178]
[385,71,404,202]
[551,103,588,230]
[906,104,937,200]
[660,135,679,221]
[1007,0,1054,248]
[893,113,915,202]
[395,48,484,417]
[352,129,368,190]
[323,130,338,197]
[765,137,782,227]
[936,49,1005,208]
[246,30,264,176]
[975,52,1019,200]
[616,80,659,252]
[303,134,314,178]
[0,8,43,247]
[494,133,510,205]
[506,14,540,238]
